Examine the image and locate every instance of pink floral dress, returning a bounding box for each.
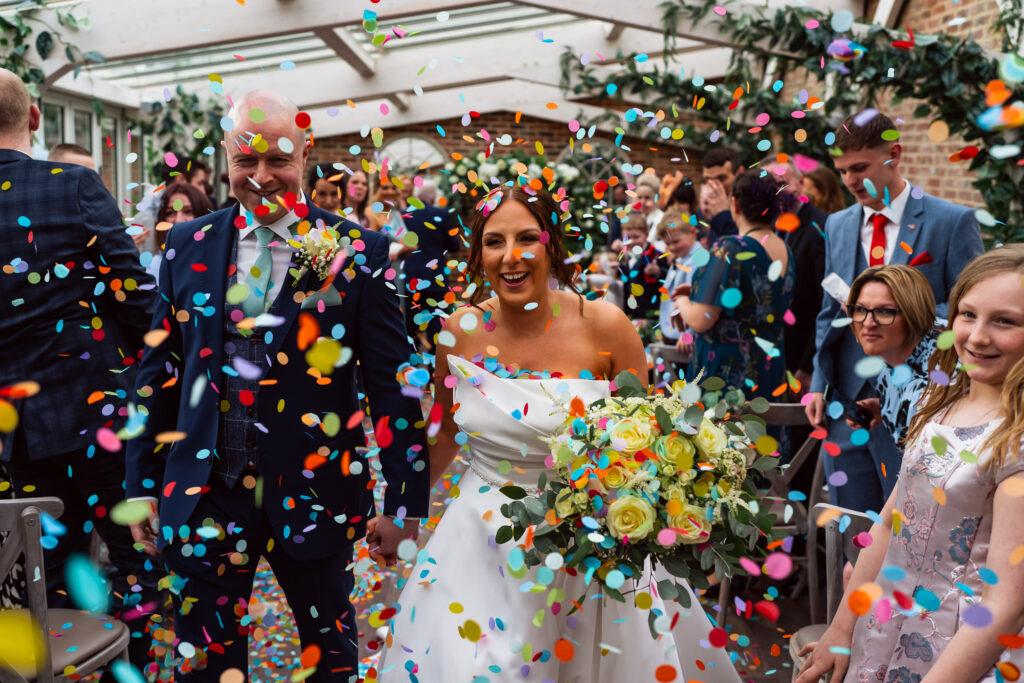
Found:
[845,413,1024,683]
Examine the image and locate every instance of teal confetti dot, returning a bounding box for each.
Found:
[825,132,836,146]
[111,660,146,683]
[524,302,538,310]
[978,567,999,585]
[827,401,844,420]
[881,565,906,582]
[280,61,295,70]
[913,587,941,612]
[854,355,886,378]
[756,139,771,152]
[690,247,710,268]
[605,569,625,590]
[508,547,525,571]
[891,364,913,386]
[721,288,742,308]
[850,429,870,446]
[606,83,617,95]
[65,553,109,613]
[17,216,30,227]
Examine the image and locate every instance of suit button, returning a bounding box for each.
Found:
[245,439,255,449]
[246,406,255,417]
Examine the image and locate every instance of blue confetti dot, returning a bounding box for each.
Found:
[881,565,906,582]
[825,132,836,146]
[827,400,844,420]
[772,80,784,92]
[850,428,870,446]
[624,109,638,122]
[17,216,30,227]
[913,586,941,612]
[891,364,913,386]
[978,567,999,585]
[606,83,617,95]
[605,569,625,589]
[280,60,296,70]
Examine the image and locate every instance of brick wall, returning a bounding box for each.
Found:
[309,111,701,189]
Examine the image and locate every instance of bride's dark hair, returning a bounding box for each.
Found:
[466,184,581,307]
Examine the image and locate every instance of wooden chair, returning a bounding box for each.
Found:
[0,497,130,683]
[757,403,829,619]
[788,503,874,682]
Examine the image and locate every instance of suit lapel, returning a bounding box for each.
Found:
[203,209,238,388]
[892,191,925,266]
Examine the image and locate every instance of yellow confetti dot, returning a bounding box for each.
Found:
[928,120,950,143]
[460,619,482,642]
[933,487,946,505]
[449,602,464,614]
[634,593,653,610]
[1010,545,1024,565]
[892,510,902,534]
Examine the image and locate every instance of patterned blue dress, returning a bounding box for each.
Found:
[688,233,794,400]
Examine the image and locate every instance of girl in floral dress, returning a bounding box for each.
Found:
[796,244,1024,683]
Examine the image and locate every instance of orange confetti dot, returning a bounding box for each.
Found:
[848,589,872,615]
[1010,545,1024,565]
[654,664,678,682]
[87,391,105,404]
[775,212,800,232]
[545,102,558,109]
[998,662,1021,681]
[999,634,1024,649]
[296,313,319,351]
[300,644,321,669]
[933,487,946,505]
[553,638,574,662]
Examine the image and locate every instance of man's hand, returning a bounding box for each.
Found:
[702,179,731,216]
[366,516,419,568]
[805,392,826,430]
[659,171,684,210]
[129,503,160,557]
[643,262,661,278]
[846,397,881,431]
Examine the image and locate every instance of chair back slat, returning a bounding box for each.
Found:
[812,502,875,625]
[759,403,811,426]
[0,498,64,528]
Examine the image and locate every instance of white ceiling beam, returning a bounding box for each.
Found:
[872,0,906,27]
[35,0,493,82]
[606,23,625,40]
[49,71,141,109]
[313,27,376,77]
[138,23,726,109]
[306,81,628,138]
[389,93,411,112]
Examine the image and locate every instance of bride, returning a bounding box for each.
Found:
[374,185,740,682]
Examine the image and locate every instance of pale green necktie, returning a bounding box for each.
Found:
[242,226,275,317]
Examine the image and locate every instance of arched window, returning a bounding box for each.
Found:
[556,141,631,186]
[379,134,446,175]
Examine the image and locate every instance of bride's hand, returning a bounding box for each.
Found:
[794,624,852,683]
[365,516,379,539]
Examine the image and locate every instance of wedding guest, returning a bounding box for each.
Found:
[148,183,214,286]
[607,177,630,250]
[621,211,666,322]
[657,209,702,352]
[635,174,664,248]
[586,250,626,310]
[305,162,342,213]
[340,168,370,227]
[48,142,95,170]
[700,147,743,242]
[658,171,697,212]
[125,89,429,681]
[805,110,983,514]
[400,179,461,350]
[397,173,414,210]
[0,68,159,673]
[367,177,404,233]
[762,156,827,392]
[846,265,939,447]
[802,165,848,215]
[678,171,794,400]
[796,244,1024,683]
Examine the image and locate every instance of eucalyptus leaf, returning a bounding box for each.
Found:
[495,525,514,544]
[500,485,528,500]
[654,405,674,435]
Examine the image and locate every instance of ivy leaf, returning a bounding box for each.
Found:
[83,50,106,64]
[499,485,528,500]
[34,31,52,60]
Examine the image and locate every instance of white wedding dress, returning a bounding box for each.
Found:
[378,355,741,682]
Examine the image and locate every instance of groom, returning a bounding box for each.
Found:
[125,90,429,681]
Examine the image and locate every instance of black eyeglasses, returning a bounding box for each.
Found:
[852,304,902,325]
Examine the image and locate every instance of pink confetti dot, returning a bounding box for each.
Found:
[875,597,892,623]
[756,113,770,126]
[568,119,580,132]
[657,529,676,546]
[763,552,793,579]
[713,5,727,15]
[806,19,820,29]
[96,427,122,453]
[739,557,761,575]
[791,110,806,119]
[852,531,873,548]
[380,103,390,115]
[164,152,178,167]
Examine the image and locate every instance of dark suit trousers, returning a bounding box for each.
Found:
[5,447,161,670]
[162,473,358,682]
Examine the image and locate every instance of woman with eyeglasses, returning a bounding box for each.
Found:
[846,264,940,446]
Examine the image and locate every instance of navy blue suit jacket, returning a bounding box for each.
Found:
[0,149,156,461]
[124,204,429,561]
[811,191,983,398]
[400,206,460,294]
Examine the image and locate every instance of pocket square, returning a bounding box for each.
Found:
[300,286,343,310]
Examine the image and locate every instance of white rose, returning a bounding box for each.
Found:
[695,419,729,459]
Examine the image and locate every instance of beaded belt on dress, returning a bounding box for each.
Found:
[468,459,541,495]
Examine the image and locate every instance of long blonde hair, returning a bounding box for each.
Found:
[905,244,1024,469]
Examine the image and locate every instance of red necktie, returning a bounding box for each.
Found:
[869,213,888,266]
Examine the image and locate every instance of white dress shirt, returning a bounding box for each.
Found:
[859,180,910,265]
[236,195,307,306]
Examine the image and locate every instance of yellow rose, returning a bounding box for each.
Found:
[668,504,713,545]
[602,465,631,490]
[609,417,655,454]
[573,491,591,509]
[664,483,686,501]
[555,489,576,518]
[654,433,695,470]
[605,496,657,541]
[694,419,729,459]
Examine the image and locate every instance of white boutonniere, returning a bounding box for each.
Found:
[292,227,341,285]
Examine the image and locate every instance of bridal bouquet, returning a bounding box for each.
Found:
[497,372,782,606]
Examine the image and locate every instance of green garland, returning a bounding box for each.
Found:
[128,86,225,185]
[562,0,1023,244]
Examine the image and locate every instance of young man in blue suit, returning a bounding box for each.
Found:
[125,90,429,681]
[0,69,160,673]
[805,111,983,513]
